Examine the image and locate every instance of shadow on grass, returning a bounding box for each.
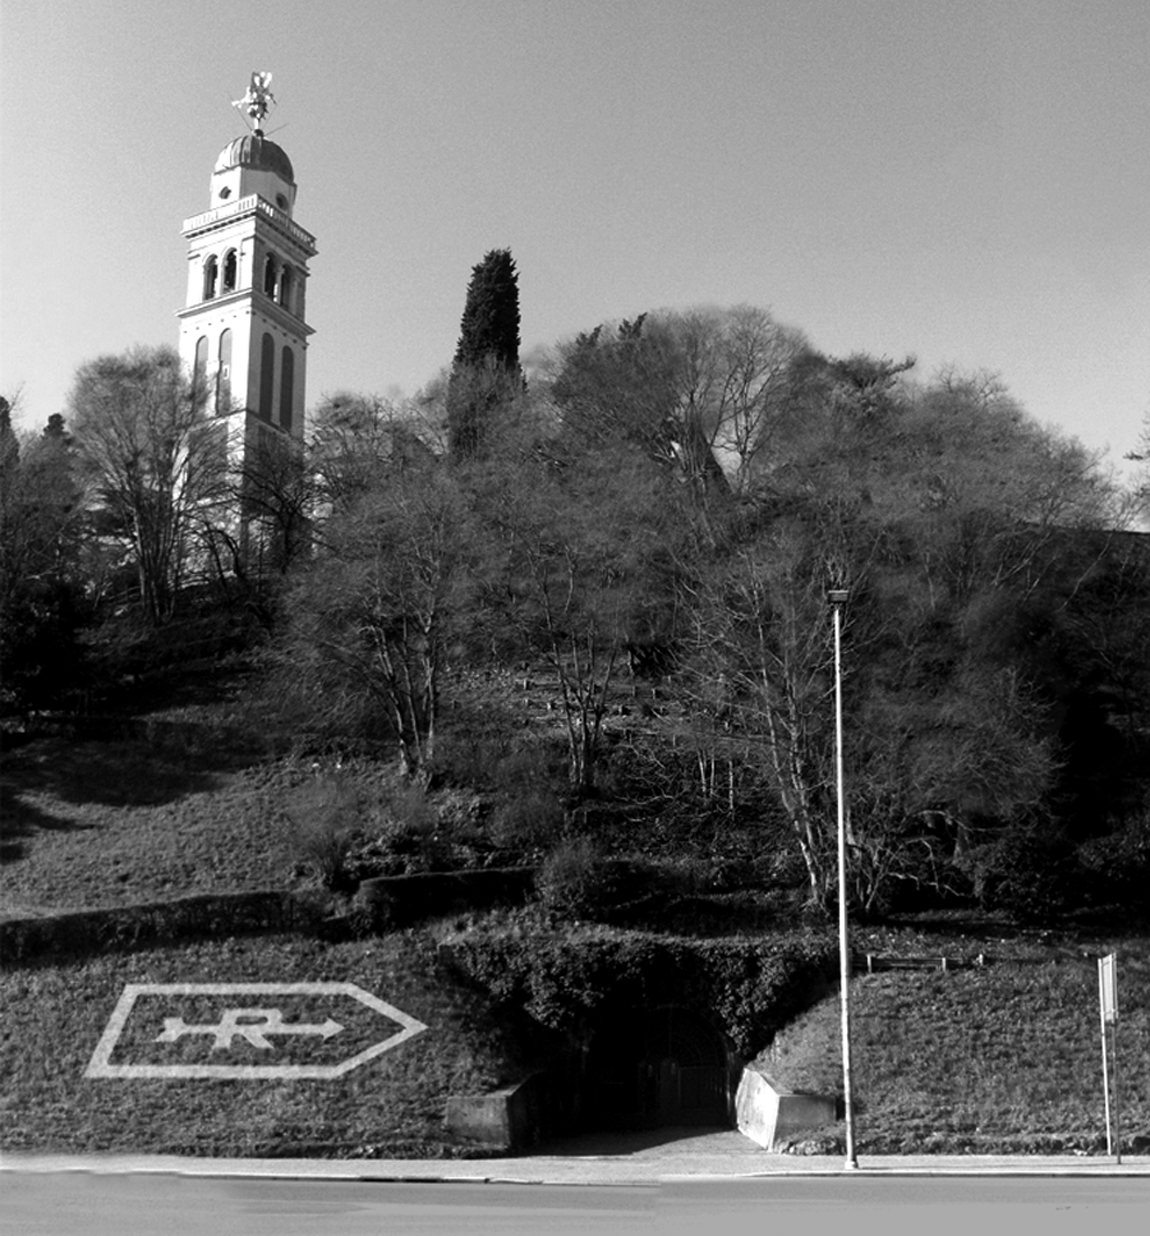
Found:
[0,779,100,862]
[0,737,231,816]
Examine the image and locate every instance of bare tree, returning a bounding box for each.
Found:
[685,515,845,907]
[894,370,1123,610]
[478,439,672,794]
[678,360,1100,914]
[686,506,1059,915]
[701,306,812,490]
[68,345,226,624]
[236,431,312,577]
[196,431,313,621]
[281,454,479,780]
[551,305,810,500]
[1125,407,1150,521]
[550,312,727,503]
[308,392,438,521]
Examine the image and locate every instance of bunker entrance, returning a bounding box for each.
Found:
[585,1006,730,1129]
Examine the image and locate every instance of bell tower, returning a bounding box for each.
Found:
[177,73,316,475]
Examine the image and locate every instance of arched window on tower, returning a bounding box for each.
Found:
[202,255,218,301]
[263,254,279,299]
[193,336,209,401]
[280,346,295,432]
[222,249,238,293]
[259,333,275,423]
[217,329,233,413]
[279,265,295,313]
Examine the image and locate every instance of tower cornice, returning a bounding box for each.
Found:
[176,292,315,337]
[182,194,317,257]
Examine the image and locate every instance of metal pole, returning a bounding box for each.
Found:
[1098,957,1113,1157]
[1114,999,1122,1166]
[833,596,858,1170]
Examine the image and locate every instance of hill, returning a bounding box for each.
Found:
[2,712,1148,1157]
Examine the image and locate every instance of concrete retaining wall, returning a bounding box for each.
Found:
[445,1072,560,1150]
[735,1064,836,1150]
[0,869,539,964]
[0,889,331,964]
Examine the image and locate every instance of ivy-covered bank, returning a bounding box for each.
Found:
[438,918,838,1055]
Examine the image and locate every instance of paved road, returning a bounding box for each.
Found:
[662,1176,1150,1236]
[2,1175,655,1236]
[4,1168,1149,1236]
[6,1126,1149,1236]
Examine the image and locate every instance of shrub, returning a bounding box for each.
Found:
[494,743,568,795]
[344,782,491,878]
[284,772,370,891]
[536,843,689,925]
[536,837,600,920]
[431,729,511,791]
[440,922,838,1053]
[880,844,974,915]
[966,824,1079,924]
[430,707,557,792]
[489,788,565,852]
[352,867,536,933]
[1077,813,1150,913]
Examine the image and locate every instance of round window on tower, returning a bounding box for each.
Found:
[276,193,288,210]
[219,186,231,200]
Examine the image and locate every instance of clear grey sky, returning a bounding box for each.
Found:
[2,0,1147,479]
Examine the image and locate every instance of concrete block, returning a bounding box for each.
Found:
[445,1086,519,1147]
[445,1073,551,1149]
[735,1064,836,1150]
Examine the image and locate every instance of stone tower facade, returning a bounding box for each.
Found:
[176,124,316,476]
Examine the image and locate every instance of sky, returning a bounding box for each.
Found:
[2,0,1148,484]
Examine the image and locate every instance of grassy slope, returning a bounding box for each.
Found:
[0,932,543,1157]
[0,737,368,918]
[761,945,1150,1153]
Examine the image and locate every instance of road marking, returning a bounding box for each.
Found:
[155,1008,344,1050]
[85,982,428,1079]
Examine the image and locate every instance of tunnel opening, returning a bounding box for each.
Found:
[583,1005,732,1130]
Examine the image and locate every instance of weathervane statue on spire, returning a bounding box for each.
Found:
[232,71,276,133]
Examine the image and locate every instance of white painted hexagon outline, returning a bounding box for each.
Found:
[85,982,428,1079]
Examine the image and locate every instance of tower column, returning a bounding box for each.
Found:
[176,74,316,571]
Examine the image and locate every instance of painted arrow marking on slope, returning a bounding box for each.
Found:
[85,982,428,1079]
[155,1008,344,1050]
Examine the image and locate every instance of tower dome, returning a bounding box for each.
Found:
[209,129,297,215]
[214,133,295,186]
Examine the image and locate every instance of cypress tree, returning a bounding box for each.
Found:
[447,249,522,459]
[0,397,18,474]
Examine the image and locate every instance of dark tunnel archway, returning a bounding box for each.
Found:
[583,1005,732,1130]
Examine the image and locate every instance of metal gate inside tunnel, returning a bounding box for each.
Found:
[584,1006,731,1129]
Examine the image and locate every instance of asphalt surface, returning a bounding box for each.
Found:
[5,1128,1149,1185]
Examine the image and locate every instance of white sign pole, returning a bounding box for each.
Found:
[1114,1008,1122,1166]
[1097,956,1113,1157]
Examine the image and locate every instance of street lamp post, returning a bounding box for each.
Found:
[828,587,858,1170]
